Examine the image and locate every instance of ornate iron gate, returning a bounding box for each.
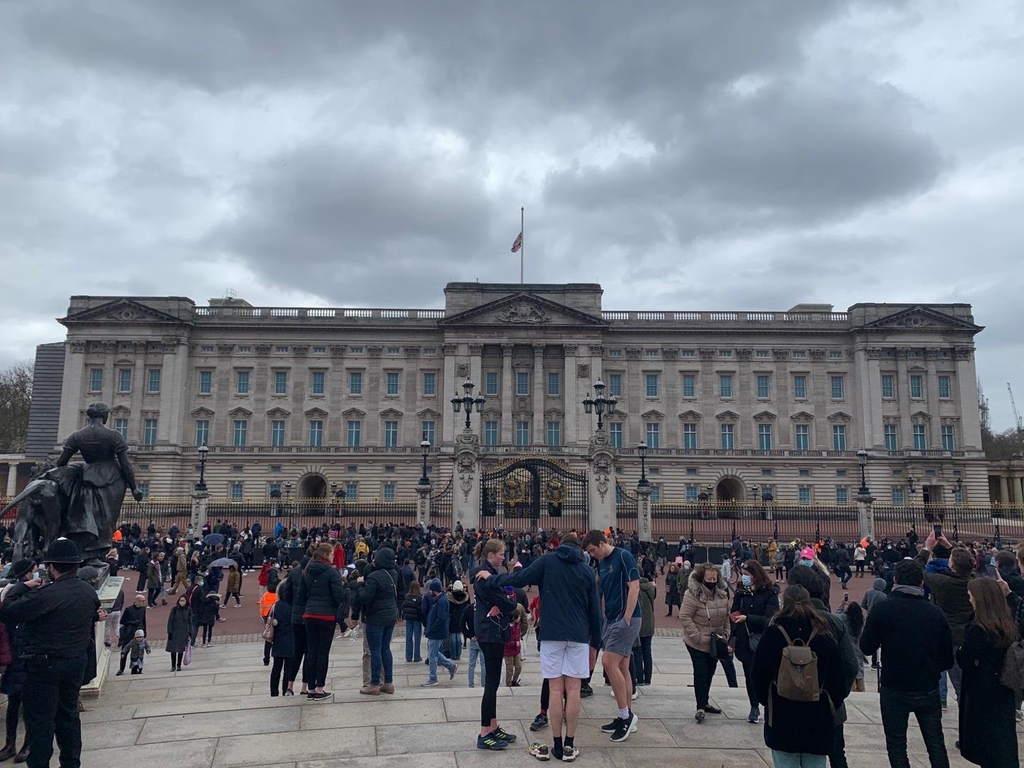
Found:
[480,458,589,532]
[430,476,454,530]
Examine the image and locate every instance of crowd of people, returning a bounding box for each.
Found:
[1,518,1023,767]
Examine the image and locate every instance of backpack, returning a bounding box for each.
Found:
[1000,639,1024,691]
[775,626,821,704]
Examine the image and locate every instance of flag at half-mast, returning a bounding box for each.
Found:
[510,231,523,253]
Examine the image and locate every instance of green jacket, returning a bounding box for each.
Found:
[638,578,657,637]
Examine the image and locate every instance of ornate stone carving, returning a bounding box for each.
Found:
[924,348,942,360]
[442,343,458,356]
[810,349,827,361]
[102,341,118,353]
[148,341,168,353]
[516,396,530,410]
[736,349,752,360]
[367,346,383,358]
[217,344,235,355]
[330,345,346,357]
[865,347,883,360]
[292,345,309,357]
[404,346,421,358]
[501,343,515,356]
[70,340,87,354]
[132,341,148,354]
[455,445,478,502]
[588,344,604,357]
[661,348,679,360]
[497,302,550,324]
[771,348,790,361]
[592,452,613,502]
[455,430,480,449]
[577,363,591,379]
[255,344,272,356]
[625,347,642,360]
[895,348,911,360]
[468,343,484,355]
[953,347,973,360]
[456,363,470,378]
[699,348,716,360]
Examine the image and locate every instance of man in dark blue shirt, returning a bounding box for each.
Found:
[583,530,641,743]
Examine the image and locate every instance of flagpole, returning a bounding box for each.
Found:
[520,206,524,284]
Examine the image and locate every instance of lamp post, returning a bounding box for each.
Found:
[857,449,870,496]
[195,444,209,492]
[284,482,292,517]
[582,379,618,432]
[419,439,431,486]
[451,379,485,431]
[636,441,649,489]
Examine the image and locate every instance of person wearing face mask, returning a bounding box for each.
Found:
[680,562,731,722]
[729,560,780,724]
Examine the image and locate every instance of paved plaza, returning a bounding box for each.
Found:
[76,630,1024,768]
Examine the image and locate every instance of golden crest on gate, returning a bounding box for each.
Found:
[502,474,525,504]
[545,478,565,509]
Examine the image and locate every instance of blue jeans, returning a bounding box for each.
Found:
[427,637,455,682]
[405,621,422,661]
[771,752,826,768]
[467,639,487,686]
[449,632,463,660]
[366,622,395,686]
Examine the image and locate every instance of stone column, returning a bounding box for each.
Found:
[926,356,941,448]
[532,345,545,445]
[563,345,579,446]
[5,463,18,496]
[441,343,458,444]
[588,431,615,531]
[415,481,432,528]
[454,430,481,530]
[954,348,982,449]
[856,492,875,543]
[999,475,1010,504]
[637,482,652,543]
[191,490,208,532]
[469,344,484,442]
[501,344,514,445]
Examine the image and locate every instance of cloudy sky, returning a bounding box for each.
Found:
[1,1,1022,428]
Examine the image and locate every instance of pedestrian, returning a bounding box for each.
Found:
[680,562,731,723]
[355,546,403,696]
[730,559,780,724]
[448,580,469,660]
[198,591,220,647]
[0,539,101,768]
[481,533,602,761]
[860,559,953,768]
[0,559,34,762]
[462,592,486,688]
[268,590,295,697]
[854,543,867,578]
[299,542,346,701]
[503,605,525,687]
[421,578,457,687]
[126,629,150,674]
[258,582,278,666]
[956,577,1018,768]
[225,563,242,608]
[401,581,424,663]
[145,555,162,608]
[276,555,311,696]
[665,563,682,617]
[185,576,205,647]
[835,600,866,691]
[116,594,148,674]
[751,585,850,768]
[103,582,123,648]
[582,530,643,743]
[165,595,192,672]
[633,572,656,687]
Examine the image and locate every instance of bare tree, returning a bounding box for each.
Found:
[0,361,33,453]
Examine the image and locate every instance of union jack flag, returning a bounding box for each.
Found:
[511,231,523,253]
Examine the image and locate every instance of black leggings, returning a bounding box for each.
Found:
[740,656,757,708]
[270,657,287,695]
[286,623,307,687]
[4,691,20,744]
[303,618,335,690]
[201,624,214,644]
[480,641,505,726]
[171,652,183,668]
[686,645,718,709]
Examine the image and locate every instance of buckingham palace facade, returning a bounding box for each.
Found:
[43,282,986,510]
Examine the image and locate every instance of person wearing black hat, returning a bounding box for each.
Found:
[0,538,103,768]
[0,559,36,762]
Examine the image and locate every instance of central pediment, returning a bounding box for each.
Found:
[438,292,606,328]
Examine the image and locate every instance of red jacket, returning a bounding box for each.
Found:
[333,545,346,569]
[503,620,521,658]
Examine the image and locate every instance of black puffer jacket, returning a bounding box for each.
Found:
[277,556,310,624]
[356,547,403,625]
[297,559,345,619]
[730,584,780,662]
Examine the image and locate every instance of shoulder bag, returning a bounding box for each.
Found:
[705,601,731,660]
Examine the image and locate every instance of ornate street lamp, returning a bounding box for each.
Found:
[857,449,870,496]
[419,439,431,486]
[637,441,649,489]
[582,379,618,432]
[451,379,485,431]
[906,475,916,494]
[195,444,209,492]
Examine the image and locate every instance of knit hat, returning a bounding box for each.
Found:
[134,629,145,638]
[800,547,816,561]
[7,559,35,581]
[427,578,443,593]
[452,580,465,592]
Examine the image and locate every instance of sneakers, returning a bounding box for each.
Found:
[528,742,550,761]
[600,718,621,734]
[530,713,549,732]
[579,683,593,699]
[380,683,395,694]
[359,684,381,695]
[421,679,439,688]
[605,688,637,700]
[509,681,521,688]
[748,706,760,723]
[695,709,706,723]
[449,662,459,681]
[561,745,579,762]
[477,731,508,751]
[494,727,517,743]
[610,711,638,742]
[941,698,948,710]
[308,692,333,701]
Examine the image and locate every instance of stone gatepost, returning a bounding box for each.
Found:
[856,492,875,543]
[416,480,432,528]
[588,431,615,532]
[637,482,653,543]
[191,490,208,533]
[454,430,481,530]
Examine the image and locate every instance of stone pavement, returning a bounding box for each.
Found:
[80,633,1024,768]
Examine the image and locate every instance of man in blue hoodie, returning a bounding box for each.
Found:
[477,534,601,762]
[421,579,457,687]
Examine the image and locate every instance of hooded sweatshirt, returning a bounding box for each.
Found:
[355,547,403,625]
[487,543,602,647]
[862,578,888,612]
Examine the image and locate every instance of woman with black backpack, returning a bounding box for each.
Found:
[751,585,848,768]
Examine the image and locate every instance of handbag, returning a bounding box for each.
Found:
[747,624,763,656]
[183,643,192,666]
[705,601,731,660]
[262,604,276,643]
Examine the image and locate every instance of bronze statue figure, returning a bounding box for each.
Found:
[1,402,143,565]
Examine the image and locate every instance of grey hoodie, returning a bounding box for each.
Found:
[862,578,888,612]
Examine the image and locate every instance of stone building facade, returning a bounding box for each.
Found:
[46,283,986,509]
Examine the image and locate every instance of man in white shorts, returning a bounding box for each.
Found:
[477,533,601,762]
